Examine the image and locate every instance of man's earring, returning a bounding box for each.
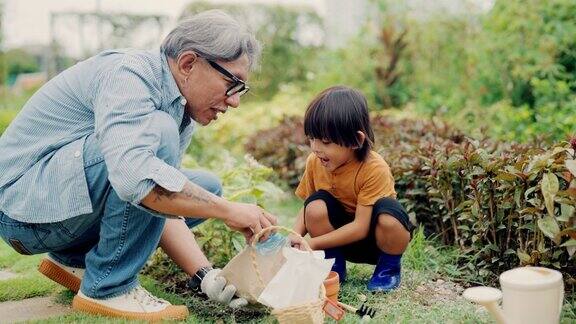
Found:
[184,76,189,84]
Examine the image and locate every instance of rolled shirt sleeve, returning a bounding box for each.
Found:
[94,55,188,204]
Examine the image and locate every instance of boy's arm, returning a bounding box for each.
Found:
[308,204,372,250]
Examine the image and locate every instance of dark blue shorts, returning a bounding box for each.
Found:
[304,190,414,264]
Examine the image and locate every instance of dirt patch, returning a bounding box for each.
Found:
[0,296,72,323]
[413,279,465,306]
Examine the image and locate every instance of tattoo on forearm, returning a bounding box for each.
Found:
[181,185,215,205]
[153,186,177,201]
[152,184,215,205]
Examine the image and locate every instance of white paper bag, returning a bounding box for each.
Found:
[257,247,334,309]
[220,245,286,303]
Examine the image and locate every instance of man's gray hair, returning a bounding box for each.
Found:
[161,10,261,69]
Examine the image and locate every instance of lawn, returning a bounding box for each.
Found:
[1,194,576,323]
[0,233,489,323]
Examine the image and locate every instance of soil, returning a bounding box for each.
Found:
[413,278,466,306]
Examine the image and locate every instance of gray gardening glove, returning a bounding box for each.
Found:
[200,268,248,309]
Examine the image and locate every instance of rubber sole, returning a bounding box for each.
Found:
[72,294,189,321]
[38,258,81,293]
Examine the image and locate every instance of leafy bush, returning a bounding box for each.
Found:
[246,115,576,285]
[445,100,576,144]
[398,0,576,142]
[189,85,309,157]
[190,154,284,268]
[0,49,40,84]
[244,115,308,188]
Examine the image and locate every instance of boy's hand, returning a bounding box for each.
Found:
[288,234,308,251]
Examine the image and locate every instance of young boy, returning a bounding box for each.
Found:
[291,86,414,291]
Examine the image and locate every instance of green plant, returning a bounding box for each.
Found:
[244,115,308,187]
[145,152,285,283]
[246,114,576,286]
[188,85,308,158]
[180,2,322,101]
[0,48,40,84]
[193,154,284,267]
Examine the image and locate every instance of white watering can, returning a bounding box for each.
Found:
[463,267,564,324]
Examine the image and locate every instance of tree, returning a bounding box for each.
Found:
[180,2,323,100]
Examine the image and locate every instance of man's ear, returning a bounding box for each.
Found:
[356,131,366,149]
[177,51,199,77]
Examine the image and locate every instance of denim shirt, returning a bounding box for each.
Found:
[0,49,195,223]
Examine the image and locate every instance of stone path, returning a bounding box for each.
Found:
[0,270,17,280]
[0,270,73,323]
[0,296,72,323]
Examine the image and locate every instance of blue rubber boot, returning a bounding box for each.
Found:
[324,248,346,283]
[367,252,401,292]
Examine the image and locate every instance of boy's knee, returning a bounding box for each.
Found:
[374,197,412,232]
[151,111,180,165]
[377,214,404,231]
[304,200,328,223]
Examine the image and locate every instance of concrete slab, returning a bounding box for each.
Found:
[0,270,17,281]
[0,296,72,323]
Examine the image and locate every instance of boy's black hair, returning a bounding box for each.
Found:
[304,85,375,161]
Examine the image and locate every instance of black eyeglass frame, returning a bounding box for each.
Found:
[206,60,250,97]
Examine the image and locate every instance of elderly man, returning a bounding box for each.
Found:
[0,10,275,321]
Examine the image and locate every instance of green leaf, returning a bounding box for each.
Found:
[537,216,560,241]
[517,250,531,262]
[561,239,576,247]
[559,204,575,222]
[471,201,480,217]
[514,188,522,208]
[551,147,569,156]
[541,172,559,217]
[231,235,245,252]
[496,172,517,182]
[566,160,576,177]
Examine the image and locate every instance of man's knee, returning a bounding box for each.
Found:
[151,111,180,165]
[180,169,222,197]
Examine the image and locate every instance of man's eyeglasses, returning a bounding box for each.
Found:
[206,60,250,97]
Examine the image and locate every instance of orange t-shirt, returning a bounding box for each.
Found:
[295,151,396,213]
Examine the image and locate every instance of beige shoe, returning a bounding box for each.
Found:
[72,285,189,321]
[38,255,84,292]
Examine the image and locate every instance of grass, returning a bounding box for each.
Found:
[1,195,574,323]
[1,217,575,323]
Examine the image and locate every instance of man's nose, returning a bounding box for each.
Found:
[225,93,241,108]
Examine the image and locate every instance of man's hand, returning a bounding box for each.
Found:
[222,202,277,242]
[200,269,248,309]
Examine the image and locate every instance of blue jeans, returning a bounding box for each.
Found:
[0,111,222,298]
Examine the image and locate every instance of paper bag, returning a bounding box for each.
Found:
[220,245,286,303]
[257,247,334,309]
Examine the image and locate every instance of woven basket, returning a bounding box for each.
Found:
[251,226,326,324]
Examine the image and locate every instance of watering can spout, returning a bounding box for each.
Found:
[463,287,508,324]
